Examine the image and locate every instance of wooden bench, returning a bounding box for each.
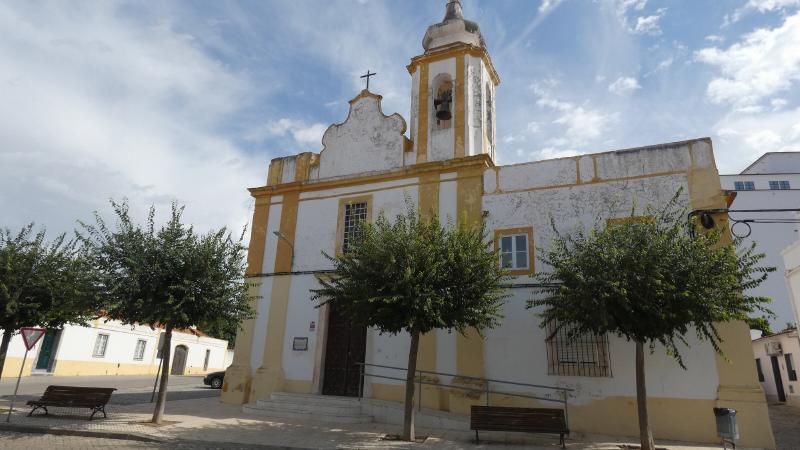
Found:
[26,386,116,420]
[471,405,569,448]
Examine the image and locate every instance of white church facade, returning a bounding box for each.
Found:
[222,2,775,448]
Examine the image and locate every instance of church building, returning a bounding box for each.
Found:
[222,2,774,447]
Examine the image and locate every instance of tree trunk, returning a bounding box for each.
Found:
[636,341,655,450]
[402,330,421,442]
[152,323,173,424]
[0,330,12,379]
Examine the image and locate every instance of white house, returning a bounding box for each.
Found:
[751,328,800,407]
[1,319,229,378]
[222,2,775,448]
[720,152,800,328]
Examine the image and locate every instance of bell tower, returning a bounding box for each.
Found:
[408,0,500,164]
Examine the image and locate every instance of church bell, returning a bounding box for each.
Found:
[434,90,453,121]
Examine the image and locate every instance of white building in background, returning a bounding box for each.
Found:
[1,319,230,378]
[752,329,800,407]
[720,152,800,328]
[221,2,775,448]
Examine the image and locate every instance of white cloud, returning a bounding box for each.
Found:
[772,98,789,110]
[247,118,328,148]
[633,9,666,35]
[608,76,642,95]
[0,2,261,236]
[705,34,725,43]
[712,108,800,173]
[539,0,565,14]
[725,0,800,25]
[695,11,800,109]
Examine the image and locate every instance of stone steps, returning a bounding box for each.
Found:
[243,392,372,424]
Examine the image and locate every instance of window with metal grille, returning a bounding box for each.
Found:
[769,180,790,190]
[545,322,611,377]
[133,339,147,361]
[786,354,797,381]
[734,181,755,190]
[92,333,109,358]
[755,358,765,382]
[342,202,368,253]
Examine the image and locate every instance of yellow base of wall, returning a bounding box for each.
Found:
[0,356,36,378]
[369,383,774,449]
[2,357,222,378]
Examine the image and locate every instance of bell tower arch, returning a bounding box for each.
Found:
[408,0,500,164]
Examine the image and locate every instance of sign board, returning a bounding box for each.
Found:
[157,331,166,358]
[292,337,308,351]
[20,328,46,351]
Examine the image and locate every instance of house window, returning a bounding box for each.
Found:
[756,358,765,382]
[92,334,109,358]
[786,354,797,381]
[494,227,534,276]
[203,349,211,371]
[341,200,369,253]
[734,181,755,190]
[769,180,791,190]
[545,322,611,377]
[133,339,147,361]
[500,234,529,270]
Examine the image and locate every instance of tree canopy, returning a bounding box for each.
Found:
[79,200,254,423]
[530,192,773,450]
[312,206,508,440]
[0,224,99,377]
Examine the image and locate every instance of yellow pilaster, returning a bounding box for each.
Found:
[450,164,485,414]
[687,140,776,450]
[418,172,440,409]
[221,195,270,404]
[250,191,299,401]
[416,64,429,164]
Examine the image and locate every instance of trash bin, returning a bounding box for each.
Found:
[713,407,738,449]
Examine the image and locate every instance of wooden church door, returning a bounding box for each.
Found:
[322,302,367,397]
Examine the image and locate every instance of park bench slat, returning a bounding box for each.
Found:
[26,385,116,420]
[471,405,568,448]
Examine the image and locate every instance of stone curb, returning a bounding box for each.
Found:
[0,423,311,449]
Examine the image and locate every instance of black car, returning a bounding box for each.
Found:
[203,370,226,389]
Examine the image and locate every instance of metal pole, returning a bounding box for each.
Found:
[358,364,364,402]
[150,357,163,403]
[6,348,28,422]
[485,380,490,406]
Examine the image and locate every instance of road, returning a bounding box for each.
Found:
[0,375,220,406]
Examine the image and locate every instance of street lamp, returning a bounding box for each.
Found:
[273,231,295,271]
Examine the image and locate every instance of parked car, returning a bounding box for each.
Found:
[203,370,226,389]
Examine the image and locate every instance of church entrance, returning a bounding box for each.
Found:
[322,302,366,397]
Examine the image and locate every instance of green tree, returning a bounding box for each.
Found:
[530,194,772,450]
[79,201,254,424]
[744,316,773,337]
[0,225,99,377]
[312,207,508,441]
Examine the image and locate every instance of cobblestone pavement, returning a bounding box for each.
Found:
[768,403,800,450]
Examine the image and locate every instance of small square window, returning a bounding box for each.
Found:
[734,181,755,190]
[786,354,797,381]
[769,180,791,190]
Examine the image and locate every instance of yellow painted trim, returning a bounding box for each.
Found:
[275,191,299,272]
[417,172,440,382]
[455,165,485,380]
[417,64,429,164]
[334,195,374,255]
[267,158,283,186]
[485,169,687,197]
[454,54,466,159]
[493,226,534,277]
[250,154,493,198]
[407,43,500,86]
[282,379,313,394]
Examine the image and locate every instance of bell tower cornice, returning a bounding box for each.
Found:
[406,42,500,86]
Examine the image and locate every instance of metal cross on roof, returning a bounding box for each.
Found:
[360,70,377,90]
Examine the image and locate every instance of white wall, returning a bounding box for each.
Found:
[752,331,800,406]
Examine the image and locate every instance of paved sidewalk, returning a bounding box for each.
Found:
[0,397,736,449]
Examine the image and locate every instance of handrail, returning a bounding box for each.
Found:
[354,362,571,425]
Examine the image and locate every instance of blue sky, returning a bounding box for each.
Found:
[2,0,800,237]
